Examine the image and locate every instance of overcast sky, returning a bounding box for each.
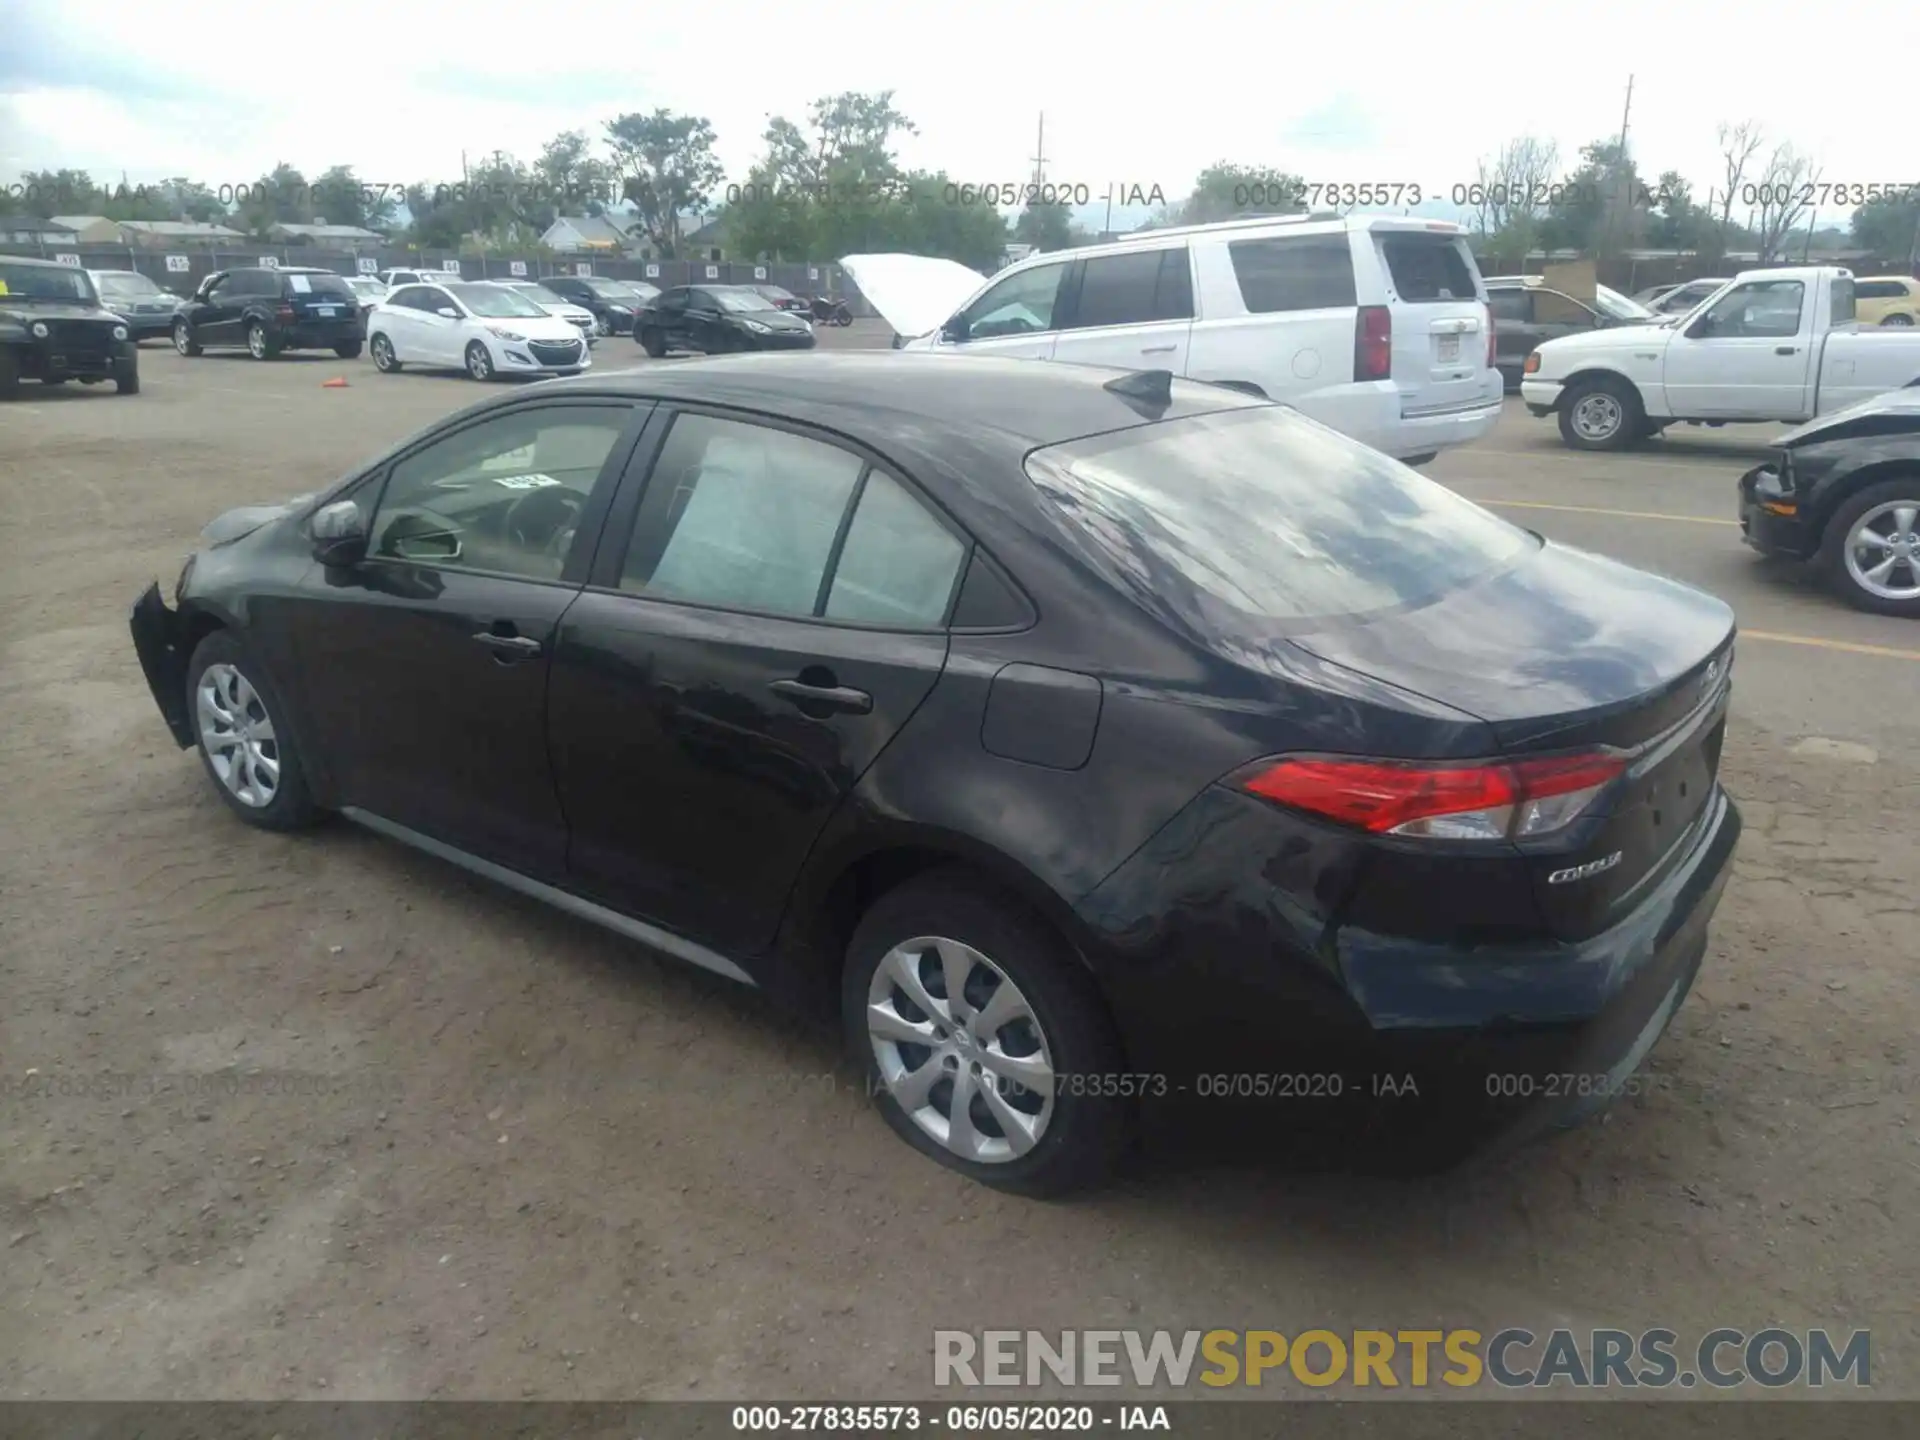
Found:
[1,0,1904,226]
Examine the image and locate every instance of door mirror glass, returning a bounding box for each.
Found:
[310,499,368,566]
[941,315,971,343]
[437,306,461,319]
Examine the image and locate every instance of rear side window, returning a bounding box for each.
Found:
[1830,278,1856,324]
[1065,247,1193,329]
[1227,235,1356,312]
[1377,234,1480,302]
[1025,407,1535,628]
[825,472,967,627]
[1854,280,1897,300]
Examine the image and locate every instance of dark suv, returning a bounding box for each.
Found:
[538,274,660,335]
[172,267,365,361]
[0,256,140,396]
[1485,276,1655,391]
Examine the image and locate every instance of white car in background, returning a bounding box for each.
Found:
[341,275,388,321]
[367,280,592,381]
[845,213,1504,464]
[475,279,600,344]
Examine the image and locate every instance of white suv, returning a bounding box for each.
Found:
[844,215,1503,461]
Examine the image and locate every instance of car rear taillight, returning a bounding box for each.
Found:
[276,305,295,322]
[1485,303,1496,368]
[1235,751,1627,841]
[1354,305,1391,381]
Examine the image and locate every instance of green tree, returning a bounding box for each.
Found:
[1011,199,1074,250]
[888,171,1007,270]
[1853,193,1920,265]
[721,91,920,261]
[605,110,724,257]
[534,129,615,223]
[156,178,227,224]
[229,163,315,235]
[1174,162,1306,226]
[18,168,106,215]
[308,165,397,232]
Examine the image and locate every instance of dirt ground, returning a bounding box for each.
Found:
[2,328,1916,1401]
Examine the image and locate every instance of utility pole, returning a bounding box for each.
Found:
[1029,112,1047,190]
[1607,74,1634,265]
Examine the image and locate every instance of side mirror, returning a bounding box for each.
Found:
[437,307,460,319]
[941,315,971,344]
[310,499,368,567]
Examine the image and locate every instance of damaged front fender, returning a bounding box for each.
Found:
[129,582,195,749]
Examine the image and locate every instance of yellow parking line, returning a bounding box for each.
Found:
[1468,497,1738,526]
[1742,630,1920,662]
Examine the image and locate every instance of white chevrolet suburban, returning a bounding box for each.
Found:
[844,214,1505,464]
[1521,266,1920,450]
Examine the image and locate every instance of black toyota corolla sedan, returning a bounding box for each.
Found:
[129,354,1741,1194]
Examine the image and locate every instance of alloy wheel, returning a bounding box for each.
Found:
[247,324,267,360]
[866,936,1055,1164]
[467,343,493,380]
[1570,392,1624,442]
[172,323,192,355]
[595,314,611,337]
[196,663,280,808]
[1844,500,1920,602]
[372,334,396,371]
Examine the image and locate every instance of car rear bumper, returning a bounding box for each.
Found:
[279,321,365,348]
[129,582,195,750]
[1738,460,1816,558]
[1075,781,1741,1164]
[1295,383,1503,459]
[748,332,818,350]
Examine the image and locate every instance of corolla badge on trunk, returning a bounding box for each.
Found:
[1548,851,1623,885]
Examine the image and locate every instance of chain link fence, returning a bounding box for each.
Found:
[0,243,879,316]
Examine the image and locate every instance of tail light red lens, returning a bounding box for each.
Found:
[276,305,295,322]
[1236,752,1627,841]
[1485,302,1496,368]
[1354,305,1392,381]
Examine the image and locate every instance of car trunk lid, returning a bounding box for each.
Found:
[1285,541,1735,940]
[1368,226,1496,415]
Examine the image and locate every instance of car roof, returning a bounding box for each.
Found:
[543,351,1260,453]
[1,254,79,270]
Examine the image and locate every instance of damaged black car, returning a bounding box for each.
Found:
[1739,384,1920,617]
[0,256,140,397]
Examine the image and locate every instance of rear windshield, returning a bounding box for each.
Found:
[1377,234,1480,302]
[1024,408,1536,631]
[285,272,353,298]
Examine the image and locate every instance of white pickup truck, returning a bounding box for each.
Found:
[1520,266,1920,450]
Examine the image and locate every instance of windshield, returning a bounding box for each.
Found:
[0,262,98,303]
[1594,285,1653,321]
[716,289,779,312]
[508,283,567,305]
[95,271,165,298]
[586,279,641,300]
[1025,407,1537,635]
[756,285,796,302]
[346,277,385,295]
[449,283,549,319]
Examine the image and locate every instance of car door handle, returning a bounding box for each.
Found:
[1775,346,1797,355]
[473,631,542,658]
[769,678,872,715]
[1141,344,1177,354]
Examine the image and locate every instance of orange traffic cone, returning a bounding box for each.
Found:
[322,377,349,388]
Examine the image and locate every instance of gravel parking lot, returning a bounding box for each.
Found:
[3,322,1916,1400]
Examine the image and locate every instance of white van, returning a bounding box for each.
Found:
[843,214,1504,462]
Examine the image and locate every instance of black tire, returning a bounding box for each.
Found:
[184,630,323,832]
[113,357,139,394]
[1556,375,1644,451]
[1881,314,1914,327]
[465,341,495,381]
[1818,476,1920,618]
[246,320,279,361]
[639,327,666,358]
[370,332,402,372]
[333,340,363,359]
[0,349,17,398]
[842,870,1131,1196]
[172,320,202,357]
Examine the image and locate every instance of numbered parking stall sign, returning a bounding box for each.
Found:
[704,265,719,279]
[575,262,593,277]
[165,254,191,273]
[808,266,819,281]
[356,257,377,274]
[442,259,461,274]
[54,253,82,268]
[508,260,527,277]
[645,263,660,279]
[753,265,767,281]
[258,255,279,269]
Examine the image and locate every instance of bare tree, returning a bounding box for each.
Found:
[1471,136,1559,266]
[1748,143,1816,262]
[1714,120,1764,245]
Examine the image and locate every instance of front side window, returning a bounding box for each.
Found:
[619,415,865,617]
[1487,289,1531,324]
[1026,407,1536,632]
[369,406,631,580]
[1699,280,1805,339]
[959,262,1068,339]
